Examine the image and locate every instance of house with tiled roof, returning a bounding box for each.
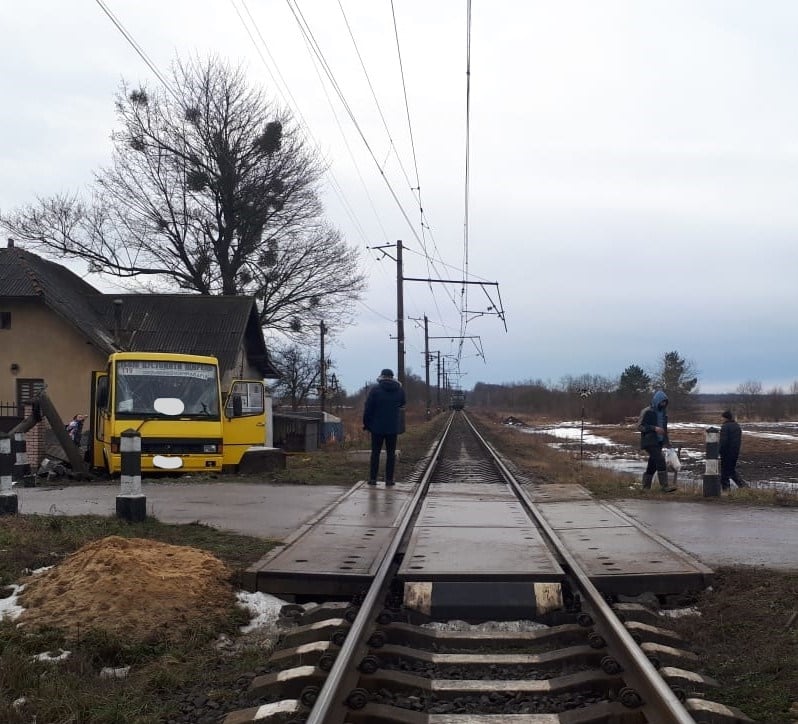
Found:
[0,241,278,423]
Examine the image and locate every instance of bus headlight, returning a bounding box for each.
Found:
[203,443,218,453]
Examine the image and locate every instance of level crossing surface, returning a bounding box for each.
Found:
[244,479,711,598]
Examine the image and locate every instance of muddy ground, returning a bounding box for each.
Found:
[547,420,798,488]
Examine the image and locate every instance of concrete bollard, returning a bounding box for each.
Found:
[703,426,721,497]
[0,432,19,515]
[116,429,146,522]
[12,432,30,484]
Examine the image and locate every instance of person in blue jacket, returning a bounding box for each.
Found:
[363,368,406,486]
[637,390,677,492]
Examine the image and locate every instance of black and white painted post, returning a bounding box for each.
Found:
[0,432,18,515]
[116,428,146,522]
[703,426,721,497]
[12,432,29,485]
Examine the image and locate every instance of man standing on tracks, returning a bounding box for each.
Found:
[638,390,677,493]
[719,410,748,490]
[363,368,406,487]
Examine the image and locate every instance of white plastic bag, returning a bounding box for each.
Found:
[664,447,681,472]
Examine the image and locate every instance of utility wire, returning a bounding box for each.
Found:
[94,0,180,102]
[233,0,378,247]
[459,0,473,364]
[388,0,458,321]
[285,0,427,251]
[338,0,416,205]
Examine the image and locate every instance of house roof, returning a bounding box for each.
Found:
[0,246,279,378]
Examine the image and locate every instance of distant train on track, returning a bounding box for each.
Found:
[449,389,466,410]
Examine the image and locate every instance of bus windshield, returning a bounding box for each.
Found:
[114,360,220,418]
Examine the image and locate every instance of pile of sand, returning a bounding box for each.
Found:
[18,536,234,641]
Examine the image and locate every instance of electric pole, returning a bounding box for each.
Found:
[424,315,430,419]
[319,320,327,413]
[396,240,405,386]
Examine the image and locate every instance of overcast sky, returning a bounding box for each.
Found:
[2,1,797,396]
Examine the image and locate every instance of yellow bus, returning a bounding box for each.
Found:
[90,352,266,474]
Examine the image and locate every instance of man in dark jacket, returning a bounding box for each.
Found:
[719,410,748,490]
[638,390,677,492]
[363,368,406,486]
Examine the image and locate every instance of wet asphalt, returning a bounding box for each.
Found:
[10,481,798,570]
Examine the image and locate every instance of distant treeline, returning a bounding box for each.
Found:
[466,382,798,423]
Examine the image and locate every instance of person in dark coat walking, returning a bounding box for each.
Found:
[363,368,406,486]
[638,390,677,492]
[719,410,748,490]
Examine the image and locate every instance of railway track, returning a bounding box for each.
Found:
[223,412,752,724]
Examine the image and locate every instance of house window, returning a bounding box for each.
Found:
[0,312,10,329]
[17,378,45,408]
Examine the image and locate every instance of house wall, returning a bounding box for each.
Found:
[222,347,262,389]
[0,300,107,420]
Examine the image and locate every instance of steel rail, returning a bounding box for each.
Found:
[464,412,696,724]
[305,413,456,724]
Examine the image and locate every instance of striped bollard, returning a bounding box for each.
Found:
[116,429,146,522]
[12,432,30,485]
[0,432,18,515]
[703,426,721,497]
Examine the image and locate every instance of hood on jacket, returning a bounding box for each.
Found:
[378,378,402,391]
[651,390,669,410]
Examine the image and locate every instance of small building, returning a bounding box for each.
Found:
[0,243,279,429]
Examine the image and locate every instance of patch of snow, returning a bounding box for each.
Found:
[0,584,25,621]
[523,426,617,447]
[659,607,701,619]
[422,619,549,632]
[236,591,288,633]
[100,666,131,679]
[34,648,71,662]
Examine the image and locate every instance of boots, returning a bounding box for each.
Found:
[641,473,653,490]
[657,472,677,493]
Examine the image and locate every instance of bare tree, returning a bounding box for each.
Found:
[736,379,763,419]
[736,380,763,396]
[1,56,365,337]
[270,343,322,410]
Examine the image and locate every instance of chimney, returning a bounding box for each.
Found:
[113,299,124,349]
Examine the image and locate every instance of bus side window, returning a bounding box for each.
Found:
[96,376,109,410]
[225,381,264,417]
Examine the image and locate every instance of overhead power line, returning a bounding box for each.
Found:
[232,0,379,248]
[94,0,179,102]
[285,0,427,253]
[459,0,473,362]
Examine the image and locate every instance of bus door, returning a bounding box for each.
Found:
[222,381,266,466]
[91,371,111,470]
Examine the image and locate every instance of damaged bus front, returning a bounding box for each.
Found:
[90,352,265,474]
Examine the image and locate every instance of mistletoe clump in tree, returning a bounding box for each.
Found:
[1,56,365,337]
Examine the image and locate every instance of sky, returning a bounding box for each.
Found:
[2,1,798,396]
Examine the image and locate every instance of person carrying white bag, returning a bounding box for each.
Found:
[663,446,681,488]
[637,390,678,493]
